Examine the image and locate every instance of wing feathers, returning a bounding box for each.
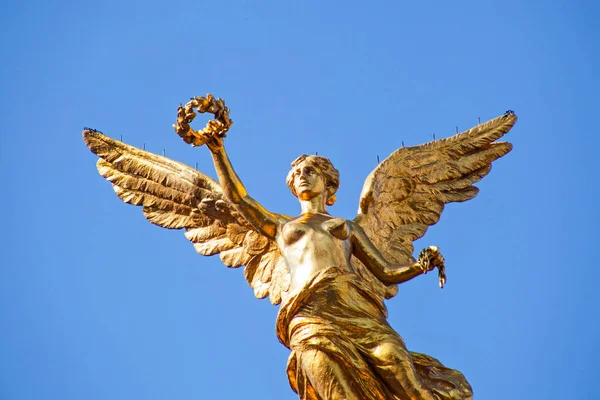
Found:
[355,113,517,290]
[438,187,479,203]
[421,113,517,155]
[456,142,512,175]
[184,226,227,242]
[193,238,236,256]
[84,129,290,304]
[220,247,252,268]
[98,160,200,208]
[433,165,491,192]
[143,208,204,229]
[85,131,214,192]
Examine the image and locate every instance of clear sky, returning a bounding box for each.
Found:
[2,1,599,399]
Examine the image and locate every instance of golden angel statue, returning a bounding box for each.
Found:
[83,95,517,400]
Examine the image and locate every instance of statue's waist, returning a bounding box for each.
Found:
[276,266,386,347]
[287,260,353,293]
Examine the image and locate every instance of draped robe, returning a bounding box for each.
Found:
[276,267,473,400]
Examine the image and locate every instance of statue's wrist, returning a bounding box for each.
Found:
[209,144,225,156]
[414,262,427,274]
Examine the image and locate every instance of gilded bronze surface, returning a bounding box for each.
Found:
[83,96,517,400]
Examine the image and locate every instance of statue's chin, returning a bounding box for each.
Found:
[298,190,320,201]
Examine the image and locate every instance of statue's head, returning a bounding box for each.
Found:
[286,155,340,206]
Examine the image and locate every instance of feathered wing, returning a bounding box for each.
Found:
[83,130,290,305]
[353,113,518,298]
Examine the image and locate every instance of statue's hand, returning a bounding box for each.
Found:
[205,130,224,153]
[417,246,447,288]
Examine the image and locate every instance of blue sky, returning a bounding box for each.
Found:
[2,1,599,399]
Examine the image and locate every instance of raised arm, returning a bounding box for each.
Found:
[208,142,281,239]
[172,95,282,240]
[350,221,442,285]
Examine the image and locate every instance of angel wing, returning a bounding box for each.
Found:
[353,113,518,298]
[82,130,290,305]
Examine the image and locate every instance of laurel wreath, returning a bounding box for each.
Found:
[173,94,233,147]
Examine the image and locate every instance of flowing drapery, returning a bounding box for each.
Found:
[277,267,473,400]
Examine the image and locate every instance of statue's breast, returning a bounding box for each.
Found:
[282,222,309,245]
[321,218,350,240]
[282,216,350,246]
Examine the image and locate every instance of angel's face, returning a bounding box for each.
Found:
[292,160,326,200]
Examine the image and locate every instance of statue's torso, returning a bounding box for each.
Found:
[278,213,354,293]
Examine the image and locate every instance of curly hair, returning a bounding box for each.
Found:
[286,155,340,206]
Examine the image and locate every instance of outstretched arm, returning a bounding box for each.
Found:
[209,142,281,239]
[350,221,441,285]
[172,95,281,240]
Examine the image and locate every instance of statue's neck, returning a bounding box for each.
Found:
[299,195,327,214]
